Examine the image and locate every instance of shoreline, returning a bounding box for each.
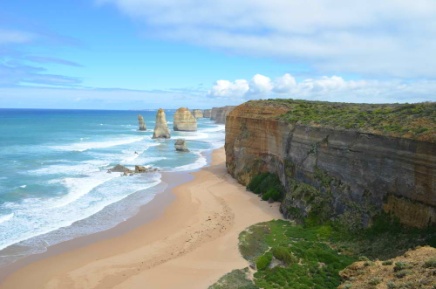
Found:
[0,170,191,282]
[0,147,283,289]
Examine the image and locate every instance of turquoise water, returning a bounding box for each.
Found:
[0,109,224,265]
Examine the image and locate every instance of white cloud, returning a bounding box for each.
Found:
[207,73,436,103]
[273,74,297,93]
[97,0,436,78]
[248,74,273,96]
[208,79,249,98]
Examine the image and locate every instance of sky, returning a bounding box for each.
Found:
[1,0,436,109]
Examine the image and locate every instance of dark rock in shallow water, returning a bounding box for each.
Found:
[138,115,146,131]
[175,139,189,152]
[108,164,133,174]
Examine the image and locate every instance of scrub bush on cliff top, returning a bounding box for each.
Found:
[253,99,436,142]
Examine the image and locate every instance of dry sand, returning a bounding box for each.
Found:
[0,148,282,289]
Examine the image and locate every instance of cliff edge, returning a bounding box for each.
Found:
[225,100,436,228]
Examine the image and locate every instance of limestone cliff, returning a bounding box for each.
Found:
[203,109,211,118]
[138,114,146,131]
[211,106,235,124]
[152,109,171,139]
[192,109,204,118]
[225,100,436,228]
[173,107,197,131]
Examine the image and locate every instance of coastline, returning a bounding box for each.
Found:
[0,147,283,289]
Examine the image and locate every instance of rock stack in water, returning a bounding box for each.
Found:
[173,107,197,131]
[192,109,204,118]
[175,139,189,152]
[138,115,146,131]
[152,109,171,139]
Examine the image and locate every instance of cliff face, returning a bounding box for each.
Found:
[203,109,211,118]
[211,106,236,124]
[173,107,197,131]
[152,109,171,139]
[225,102,436,228]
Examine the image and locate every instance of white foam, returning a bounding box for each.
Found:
[168,153,207,172]
[51,136,145,152]
[0,213,13,225]
[19,185,26,188]
[0,173,162,251]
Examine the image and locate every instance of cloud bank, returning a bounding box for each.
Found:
[97,0,436,78]
[208,74,436,103]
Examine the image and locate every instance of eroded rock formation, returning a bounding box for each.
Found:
[211,106,235,124]
[192,109,204,118]
[152,109,171,139]
[173,107,197,131]
[175,139,189,152]
[138,115,146,131]
[225,101,436,228]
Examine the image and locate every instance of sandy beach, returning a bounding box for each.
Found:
[0,147,282,289]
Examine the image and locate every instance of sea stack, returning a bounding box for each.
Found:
[192,109,204,118]
[152,109,171,139]
[174,139,189,152]
[173,107,197,131]
[138,115,146,131]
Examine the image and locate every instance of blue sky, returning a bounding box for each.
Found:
[1,0,435,109]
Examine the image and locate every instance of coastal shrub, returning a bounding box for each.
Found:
[247,173,284,202]
[208,268,257,289]
[423,258,436,268]
[256,253,272,270]
[262,99,436,142]
[246,173,269,193]
[272,247,297,265]
[261,188,281,202]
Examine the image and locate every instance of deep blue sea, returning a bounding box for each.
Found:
[0,108,224,265]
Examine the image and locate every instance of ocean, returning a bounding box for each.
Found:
[0,108,224,266]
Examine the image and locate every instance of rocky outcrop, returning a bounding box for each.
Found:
[339,246,436,289]
[108,164,133,174]
[192,109,203,118]
[225,101,436,228]
[152,109,171,139]
[203,109,211,118]
[108,164,157,175]
[175,139,189,152]
[211,106,235,124]
[138,115,146,131]
[135,165,158,173]
[173,108,197,131]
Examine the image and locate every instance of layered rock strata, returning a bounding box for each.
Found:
[173,107,197,131]
[152,109,171,139]
[138,115,146,131]
[211,106,235,124]
[225,101,436,228]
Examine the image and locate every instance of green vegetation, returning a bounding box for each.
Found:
[208,268,257,289]
[210,217,436,289]
[246,173,284,202]
[248,99,436,142]
[423,258,436,268]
